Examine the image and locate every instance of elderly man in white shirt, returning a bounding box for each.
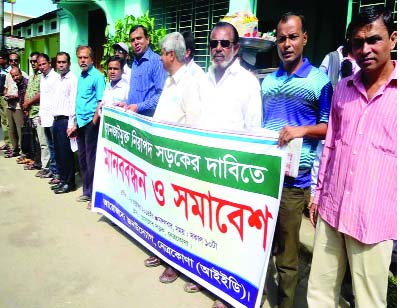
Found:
[203,21,262,308]
[50,52,78,194]
[200,22,261,133]
[145,31,202,285]
[37,53,59,179]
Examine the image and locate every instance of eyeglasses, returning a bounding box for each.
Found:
[114,49,126,54]
[9,58,19,62]
[209,40,234,49]
[30,60,37,64]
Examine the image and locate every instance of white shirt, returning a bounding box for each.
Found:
[39,68,59,127]
[54,71,78,128]
[153,65,201,125]
[102,78,129,108]
[200,59,261,131]
[122,63,131,85]
[186,59,205,79]
[5,69,28,97]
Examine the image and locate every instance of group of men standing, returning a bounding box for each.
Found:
[0,51,77,196]
[0,6,396,308]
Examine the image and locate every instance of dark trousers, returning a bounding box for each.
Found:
[53,117,75,186]
[77,121,99,198]
[274,186,310,308]
[44,126,58,174]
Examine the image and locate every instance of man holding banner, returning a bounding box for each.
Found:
[92,22,285,308]
[261,12,332,308]
[201,21,262,308]
[144,31,203,284]
[307,7,397,308]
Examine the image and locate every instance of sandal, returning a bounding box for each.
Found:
[24,164,41,170]
[4,152,18,158]
[159,266,179,284]
[16,155,26,162]
[211,299,231,308]
[144,256,161,267]
[76,195,91,202]
[86,201,92,210]
[49,177,61,185]
[184,281,204,293]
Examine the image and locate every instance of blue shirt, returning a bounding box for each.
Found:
[261,58,332,188]
[128,47,167,117]
[76,65,106,128]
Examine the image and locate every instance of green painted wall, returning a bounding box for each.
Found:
[57,0,148,76]
[19,34,59,74]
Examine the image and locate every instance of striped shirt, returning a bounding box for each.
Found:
[55,71,77,128]
[314,61,397,244]
[262,58,332,188]
[127,47,167,117]
[39,68,59,127]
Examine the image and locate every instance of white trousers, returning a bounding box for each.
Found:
[307,216,393,308]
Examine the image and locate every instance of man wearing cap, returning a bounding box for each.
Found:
[112,42,131,84]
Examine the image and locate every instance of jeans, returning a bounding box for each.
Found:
[44,126,58,174]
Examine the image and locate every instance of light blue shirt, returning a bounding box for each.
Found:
[128,47,167,117]
[76,65,105,128]
[261,58,332,188]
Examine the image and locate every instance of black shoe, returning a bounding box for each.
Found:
[54,184,76,194]
[51,182,64,190]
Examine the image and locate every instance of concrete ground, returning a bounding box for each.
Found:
[0,132,350,308]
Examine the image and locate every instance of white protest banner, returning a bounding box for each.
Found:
[92,107,286,308]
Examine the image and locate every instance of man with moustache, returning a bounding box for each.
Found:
[307,7,397,308]
[22,52,47,172]
[200,22,261,131]
[3,53,29,157]
[4,67,28,158]
[261,12,332,308]
[115,25,166,117]
[37,53,59,179]
[70,46,105,206]
[50,52,77,193]
[199,21,261,308]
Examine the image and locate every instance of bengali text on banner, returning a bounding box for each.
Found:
[92,107,287,308]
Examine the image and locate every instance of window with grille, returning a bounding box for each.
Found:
[150,0,229,70]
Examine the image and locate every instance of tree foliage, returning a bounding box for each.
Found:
[102,11,167,72]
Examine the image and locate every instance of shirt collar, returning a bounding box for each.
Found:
[169,65,187,85]
[110,78,127,89]
[60,70,72,80]
[134,47,152,64]
[209,58,241,83]
[43,68,54,78]
[276,57,312,78]
[81,65,94,76]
